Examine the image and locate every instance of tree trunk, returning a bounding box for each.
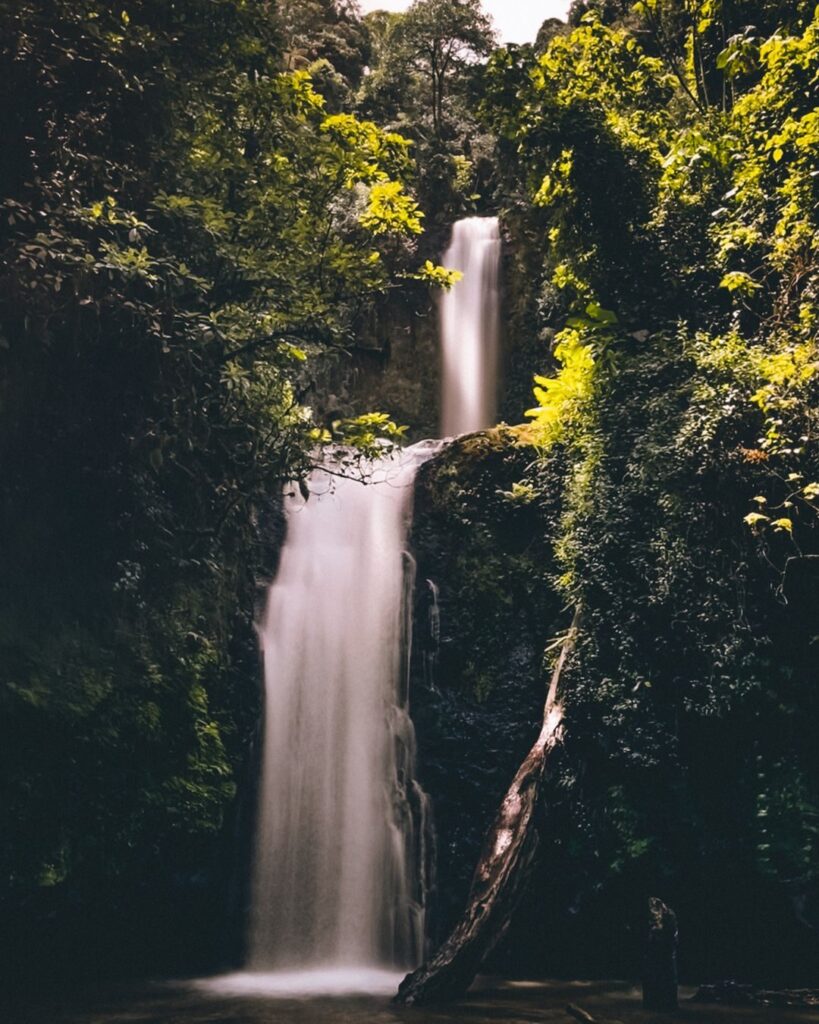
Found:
[430,48,440,138]
[394,611,580,1006]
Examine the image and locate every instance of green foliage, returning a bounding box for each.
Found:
[0,0,435,911]
[276,0,371,103]
[360,180,425,235]
[483,0,819,967]
[358,0,499,227]
[526,329,597,447]
[409,259,464,289]
[325,411,409,458]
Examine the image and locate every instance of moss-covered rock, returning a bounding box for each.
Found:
[408,426,566,952]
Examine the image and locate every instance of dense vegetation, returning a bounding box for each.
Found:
[2,0,819,991]
[481,0,819,982]
[0,0,444,978]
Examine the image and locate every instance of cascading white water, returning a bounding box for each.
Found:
[247,444,440,982]
[439,217,501,436]
[229,216,502,997]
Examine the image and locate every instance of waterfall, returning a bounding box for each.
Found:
[439,217,501,436]
[247,443,441,981]
[235,215,502,994]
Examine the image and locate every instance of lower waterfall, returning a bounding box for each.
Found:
[245,443,440,983]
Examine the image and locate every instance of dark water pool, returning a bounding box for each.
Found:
[6,977,819,1024]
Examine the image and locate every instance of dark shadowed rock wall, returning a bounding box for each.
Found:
[406,428,565,966]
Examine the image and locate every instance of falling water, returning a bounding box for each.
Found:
[439,217,502,436]
[247,444,441,981]
[239,216,502,992]
[422,579,441,691]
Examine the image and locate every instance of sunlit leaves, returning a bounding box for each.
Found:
[527,328,597,447]
[533,149,575,207]
[359,181,424,235]
[720,270,762,294]
[407,259,462,289]
[329,412,409,458]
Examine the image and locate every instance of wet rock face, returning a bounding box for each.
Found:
[407,429,564,956]
[497,210,556,430]
[305,288,442,442]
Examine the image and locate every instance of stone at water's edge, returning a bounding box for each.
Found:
[643,897,679,1012]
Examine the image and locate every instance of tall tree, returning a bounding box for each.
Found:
[396,0,495,138]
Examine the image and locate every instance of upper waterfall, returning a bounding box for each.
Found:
[439,217,501,436]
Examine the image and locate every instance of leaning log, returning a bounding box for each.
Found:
[394,611,580,1005]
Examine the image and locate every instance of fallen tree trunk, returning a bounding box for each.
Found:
[394,610,581,1005]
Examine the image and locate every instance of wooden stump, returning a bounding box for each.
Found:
[642,897,678,1012]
